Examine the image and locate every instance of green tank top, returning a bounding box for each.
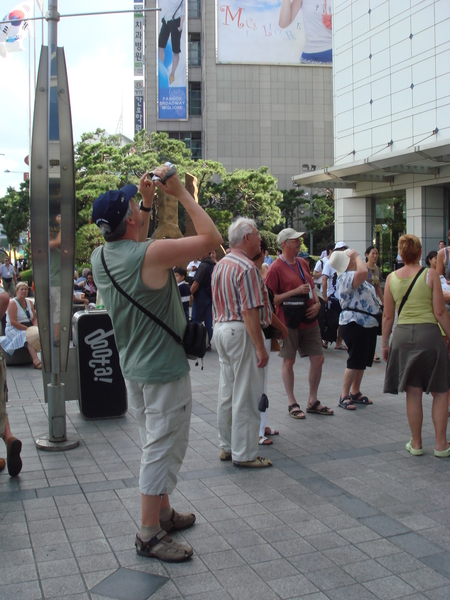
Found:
[91,239,189,384]
[390,269,437,325]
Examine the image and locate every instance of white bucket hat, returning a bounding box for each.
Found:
[328,249,351,275]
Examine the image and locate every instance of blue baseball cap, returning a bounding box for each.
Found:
[92,184,138,232]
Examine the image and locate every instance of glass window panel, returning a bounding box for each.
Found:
[188,33,201,66]
[188,0,201,18]
[188,82,201,116]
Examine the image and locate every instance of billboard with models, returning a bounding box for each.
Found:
[216,0,332,66]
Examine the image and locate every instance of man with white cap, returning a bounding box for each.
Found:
[322,241,348,350]
[265,228,332,418]
[91,167,222,562]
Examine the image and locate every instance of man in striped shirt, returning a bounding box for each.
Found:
[212,218,273,468]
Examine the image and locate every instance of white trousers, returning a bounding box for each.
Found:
[215,321,264,462]
[126,373,192,496]
[259,337,271,438]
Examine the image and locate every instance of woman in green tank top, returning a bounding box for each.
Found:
[383,234,450,458]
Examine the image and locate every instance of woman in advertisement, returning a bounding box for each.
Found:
[158,0,185,85]
[279,0,332,64]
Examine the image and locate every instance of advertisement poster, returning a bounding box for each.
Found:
[135,80,145,133]
[216,0,332,66]
[157,0,187,120]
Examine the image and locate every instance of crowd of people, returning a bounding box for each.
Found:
[2,169,450,566]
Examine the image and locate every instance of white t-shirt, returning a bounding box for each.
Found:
[302,0,332,55]
[313,256,328,291]
[160,0,185,21]
[186,260,200,279]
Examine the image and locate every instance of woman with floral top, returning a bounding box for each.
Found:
[328,249,381,410]
[365,246,384,362]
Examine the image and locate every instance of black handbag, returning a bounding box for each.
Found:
[282,295,308,329]
[100,248,207,362]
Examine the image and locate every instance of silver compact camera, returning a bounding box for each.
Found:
[148,162,177,184]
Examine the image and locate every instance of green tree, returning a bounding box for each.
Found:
[75,224,105,267]
[201,167,283,240]
[278,187,306,230]
[71,130,285,250]
[74,129,124,229]
[302,190,335,253]
[0,180,30,252]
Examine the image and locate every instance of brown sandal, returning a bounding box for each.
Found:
[135,530,193,562]
[306,400,334,415]
[160,508,196,534]
[288,403,305,419]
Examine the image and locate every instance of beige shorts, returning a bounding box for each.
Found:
[126,373,192,496]
[279,324,323,359]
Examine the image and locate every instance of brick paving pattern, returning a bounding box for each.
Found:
[1,340,450,599]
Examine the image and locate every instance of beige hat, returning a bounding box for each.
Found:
[328,249,351,275]
[277,228,305,246]
[25,326,41,351]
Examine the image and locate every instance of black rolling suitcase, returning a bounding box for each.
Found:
[73,310,127,420]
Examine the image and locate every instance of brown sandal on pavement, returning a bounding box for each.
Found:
[135,531,193,562]
[288,403,305,419]
[349,391,373,405]
[160,508,196,534]
[306,400,334,415]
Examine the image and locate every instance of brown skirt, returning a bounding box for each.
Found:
[384,323,450,394]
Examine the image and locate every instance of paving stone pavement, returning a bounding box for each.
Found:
[1,339,450,600]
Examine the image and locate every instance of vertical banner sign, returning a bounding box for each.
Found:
[134,80,144,134]
[134,0,143,76]
[157,0,187,120]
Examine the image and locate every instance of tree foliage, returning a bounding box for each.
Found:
[1,129,286,266]
[302,190,335,252]
[278,187,306,230]
[75,223,105,267]
[0,180,30,249]
[201,167,283,238]
[74,130,283,245]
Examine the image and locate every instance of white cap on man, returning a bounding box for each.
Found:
[277,228,305,246]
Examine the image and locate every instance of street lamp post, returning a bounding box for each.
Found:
[302,164,316,254]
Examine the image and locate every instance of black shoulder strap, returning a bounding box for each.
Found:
[100,247,182,346]
[397,267,425,317]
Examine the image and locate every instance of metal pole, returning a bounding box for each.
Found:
[35,0,78,451]
[309,188,313,254]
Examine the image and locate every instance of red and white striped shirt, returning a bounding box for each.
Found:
[212,249,272,327]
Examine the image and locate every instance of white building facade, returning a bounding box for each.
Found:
[294,0,450,271]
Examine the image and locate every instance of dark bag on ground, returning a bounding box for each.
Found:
[318,297,338,343]
[282,295,308,329]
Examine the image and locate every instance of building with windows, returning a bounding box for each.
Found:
[293,0,450,271]
[144,0,334,190]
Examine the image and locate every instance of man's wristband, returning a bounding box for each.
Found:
[139,200,152,212]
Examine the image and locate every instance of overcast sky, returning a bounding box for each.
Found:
[0,0,137,196]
